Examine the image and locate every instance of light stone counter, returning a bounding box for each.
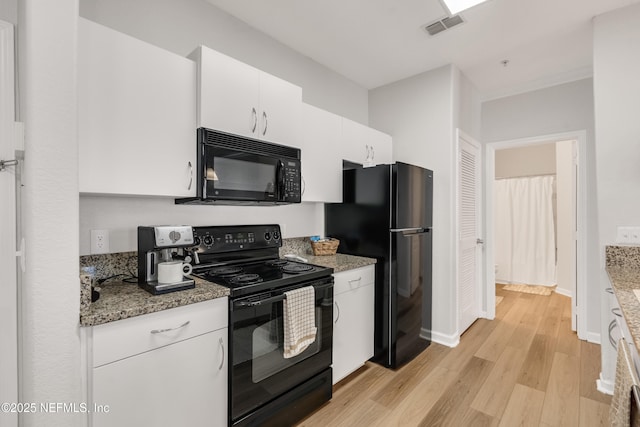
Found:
[606,246,640,352]
[79,276,229,327]
[79,239,375,327]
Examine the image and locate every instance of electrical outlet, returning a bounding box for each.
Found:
[90,229,110,254]
[617,226,631,244]
[631,227,640,244]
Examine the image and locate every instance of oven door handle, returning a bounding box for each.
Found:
[234,282,333,308]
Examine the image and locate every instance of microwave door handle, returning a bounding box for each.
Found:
[277,160,285,200]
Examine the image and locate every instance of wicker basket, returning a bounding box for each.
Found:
[310,238,340,256]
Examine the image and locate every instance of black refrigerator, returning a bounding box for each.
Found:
[325,162,433,369]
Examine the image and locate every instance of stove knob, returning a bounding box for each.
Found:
[264,232,271,241]
[193,236,201,246]
[203,235,213,246]
[273,231,280,240]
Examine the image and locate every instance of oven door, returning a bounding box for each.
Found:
[229,278,333,423]
[203,144,283,203]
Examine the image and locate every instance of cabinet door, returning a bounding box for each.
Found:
[365,127,392,165]
[196,46,260,138]
[332,283,375,384]
[78,18,196,197]
[258,72,302,146]
[340,117,369,165]
[340,117,392,166]
[300,103,342,203]
[93,328,227,427]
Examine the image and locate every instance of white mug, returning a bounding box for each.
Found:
[157,261,193,284]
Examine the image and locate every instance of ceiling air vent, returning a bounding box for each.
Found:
[423,14,465,36]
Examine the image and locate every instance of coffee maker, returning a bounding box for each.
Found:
[138,225,196,295]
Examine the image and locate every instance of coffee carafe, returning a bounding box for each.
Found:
[137,225,196,295]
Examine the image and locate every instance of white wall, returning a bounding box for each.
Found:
[481,78,599,337]
[79,197,323,254]
[369,64,458,343]
[79,0,368,125]
[0,0,16,24]
[18,0,82,425]
[455,67,482,141]
[593,2,640,389]
[495,144,556,178]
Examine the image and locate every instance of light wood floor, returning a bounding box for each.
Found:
[297,284,611,427]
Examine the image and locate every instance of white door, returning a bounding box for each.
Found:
[457,130,482,334]
[0,20,18,427]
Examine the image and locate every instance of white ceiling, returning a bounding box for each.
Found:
[205,0,639,99]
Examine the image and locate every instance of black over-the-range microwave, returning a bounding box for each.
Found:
[175,127,302,205]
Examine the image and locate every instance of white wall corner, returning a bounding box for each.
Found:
[426,328,460,348]
[554,287,573,298]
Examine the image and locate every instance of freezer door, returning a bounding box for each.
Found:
[392,162,433,229]
[389,228,432,368]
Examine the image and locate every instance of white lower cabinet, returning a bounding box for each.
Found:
[90,298,228,427]
[332,266,375,384]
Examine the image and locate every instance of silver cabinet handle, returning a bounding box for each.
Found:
[365,145,370,161]
[605,287,614,295]
[477,238,485,245]
[612,307,622,318]
[218,337,225,371]
[150,320,190,334]
[251,107,257,133]
[609,319,618,349]
[371,146,375,161]
[187,161,193,191]
[262,111,268,136]
[301,176,306,196]
[334,301,340,324]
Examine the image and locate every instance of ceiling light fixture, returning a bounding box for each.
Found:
[440,0,489,15]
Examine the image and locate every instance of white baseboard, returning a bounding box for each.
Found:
[425,328,459,348]
[586,331,601,345]
[554,287,572,298]
[597,372,614,395]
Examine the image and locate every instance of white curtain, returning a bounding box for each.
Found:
[494,176,557,286]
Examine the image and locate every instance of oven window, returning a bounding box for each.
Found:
[251,306,321,383]
[210,157,276,194]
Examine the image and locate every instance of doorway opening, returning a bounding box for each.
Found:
[484,131,587,339]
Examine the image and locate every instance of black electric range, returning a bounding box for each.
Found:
[192,258,331,297]
[188,224,335,427]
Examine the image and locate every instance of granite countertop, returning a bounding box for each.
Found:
[304,253,376,273]
[606,246,640,352]
[79,242,375,327]
[80,277,229,327]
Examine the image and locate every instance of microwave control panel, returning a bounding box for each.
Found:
[283,161,301,202]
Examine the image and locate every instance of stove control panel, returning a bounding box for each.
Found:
[192,224,281,254]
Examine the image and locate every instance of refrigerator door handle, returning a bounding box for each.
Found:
[390,227,432,234]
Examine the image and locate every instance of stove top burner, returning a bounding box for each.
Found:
[282,264,314,274]
[208,266,244,277]
[230,273,263,285]
[265,259,289,267]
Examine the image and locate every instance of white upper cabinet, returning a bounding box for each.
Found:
[340,117,392,167]
[300,103,342,203]
[192,46,302,147]
[78,18,196,197]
